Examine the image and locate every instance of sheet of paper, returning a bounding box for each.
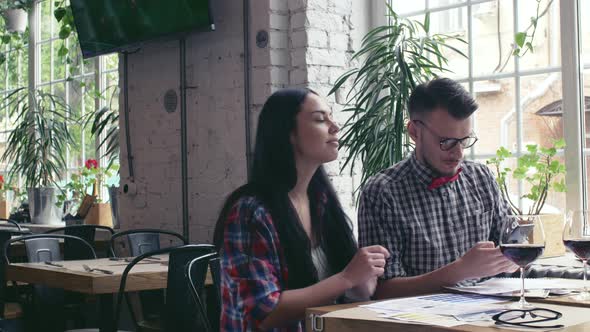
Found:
[382,311,464,327]
[446,278,588,296]
[361,293,506,316]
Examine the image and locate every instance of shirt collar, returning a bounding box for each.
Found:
[409,151,436,186]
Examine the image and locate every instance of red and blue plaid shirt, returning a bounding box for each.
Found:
[220,196,299,331]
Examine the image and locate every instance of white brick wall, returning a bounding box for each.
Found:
[119,0,369,242]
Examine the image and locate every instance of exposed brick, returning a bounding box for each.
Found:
[270,66,289,84]
[270,49,290,66]
[270,0,288,12]
[307,0,329,12]
[269,13,289,30]
[290,48,308,67]
[291,30,308,48]
[329,33,350,51]
[290,68,308,85]
[329,0,352,15]
[288,0,308,12]
[307,29,328,48]
[269,31,289,49]
[290,11,307,30]
[306,10,345,32]
[306,48,346,66]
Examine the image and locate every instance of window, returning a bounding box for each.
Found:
[0,0,119,188]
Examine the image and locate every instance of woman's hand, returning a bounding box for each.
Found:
[347,276,378,300]
[339,245,389,289]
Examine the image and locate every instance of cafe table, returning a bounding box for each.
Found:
[306,295,590,332]
[6,255,213,331]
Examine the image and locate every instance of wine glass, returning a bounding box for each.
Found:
[563,210,590,301]
[500,215,546,308]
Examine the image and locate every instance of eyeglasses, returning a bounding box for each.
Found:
[492,308,564,329]
[412,120,478,151]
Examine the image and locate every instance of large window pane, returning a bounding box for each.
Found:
[40,42,51,83]
[40,0,52,41]
[517,0,560,71]
[429,7,468,79]
[583,0,590,67]
[472,0,515,76]
[473,78,515,155]
[520,73,563,146]
[391,0,425,15]
[429,0,466,9]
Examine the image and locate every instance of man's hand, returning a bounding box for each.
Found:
[454,242,519,281]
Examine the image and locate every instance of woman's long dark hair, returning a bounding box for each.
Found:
[213,88,357,290]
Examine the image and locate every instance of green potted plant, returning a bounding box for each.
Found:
[486,138,567,256]
[329,5,466,190]
[1,87,77,224]
[0,0,32,33]
[57,158,118,227]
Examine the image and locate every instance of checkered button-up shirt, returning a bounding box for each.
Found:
[220,192,329,332]
[358,152,510,279]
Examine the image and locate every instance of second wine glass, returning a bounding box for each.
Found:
[500,215,546,309]
[563,210,590,301]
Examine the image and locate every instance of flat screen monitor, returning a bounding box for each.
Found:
[70,0,214,59]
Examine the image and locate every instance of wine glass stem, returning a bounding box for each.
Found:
[520,267,525,305]
[584,260,588,294]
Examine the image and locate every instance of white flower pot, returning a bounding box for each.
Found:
[2,8,27,33]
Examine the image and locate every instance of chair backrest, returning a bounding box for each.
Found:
[45,225,114,259]
[0,224,30,319]
[110,228,188,257]
[4,234,97,264]
[113,244,215,332]
[209,256,221,308]
[0,219,22,231]
[186,253,220,332]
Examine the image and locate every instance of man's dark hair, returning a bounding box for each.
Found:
[408,77,478,120]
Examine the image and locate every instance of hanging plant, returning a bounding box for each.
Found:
[53,0,76,63]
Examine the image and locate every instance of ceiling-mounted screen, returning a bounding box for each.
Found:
[71,0,214,59]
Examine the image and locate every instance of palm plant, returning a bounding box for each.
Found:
[83,85,119,167]
[329,5,466,189]
[1,87,76,188]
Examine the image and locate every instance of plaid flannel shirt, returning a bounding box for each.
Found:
[358,152,510,279]
[220,193,328,332]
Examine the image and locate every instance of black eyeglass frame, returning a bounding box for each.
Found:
[491,308,564,329]
[412,119,478,151]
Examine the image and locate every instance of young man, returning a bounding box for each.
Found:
[358,78,517,299]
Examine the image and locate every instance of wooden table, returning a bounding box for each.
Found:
[306,296,590,331]
[6,256,213,293]
[6,256,213,331]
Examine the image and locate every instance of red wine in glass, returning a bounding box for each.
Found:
[563,240,590,260]
[500,244,545,267]
[563,210,590,301]
[500,215,545,308]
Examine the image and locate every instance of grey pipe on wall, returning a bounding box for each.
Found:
[243,0,252,180]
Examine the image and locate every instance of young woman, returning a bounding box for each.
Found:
[213,88,389,331]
